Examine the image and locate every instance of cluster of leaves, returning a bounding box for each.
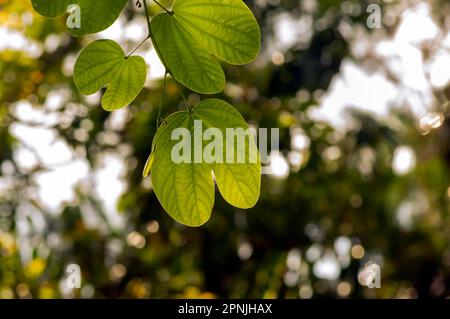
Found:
[31,0,262,226]
[2,0,450,299]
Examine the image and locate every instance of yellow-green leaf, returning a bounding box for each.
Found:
[173,0,261,64]
[102,56,147,111]
[150,0,261,94]
[150,13,225,94]
[74,40,147,111]
[150,112,215,227]
[194,99,261,208]
[31,0,128,36]
[145,99,261,227]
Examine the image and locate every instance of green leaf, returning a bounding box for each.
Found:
[74,40,147,111]
[102,56,147,111]
[150,112,215,227]
[73,40,124,95]
[150,13,225,94]
[173,0,261,65]
[142,153,155,178]
[31,0,70,18]
[146,99,261,227]
[31,0,128,36]
[150,0,261,94]
[194,99,261,209]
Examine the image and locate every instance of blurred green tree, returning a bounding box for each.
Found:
[0,0,449,299]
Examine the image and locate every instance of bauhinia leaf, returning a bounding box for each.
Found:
[173,0,261,65]
[150,13,225,94]
[194,99,261,208]
[150,111,215,227]
[31,0,128,36]
[31,0,70,17]
[74,39,147,111]
[150,0,261,94]
[146,99,261,227]
[73,40,124,95]
[102,57,147,111]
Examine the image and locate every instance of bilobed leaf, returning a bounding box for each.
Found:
[150,0,261,94]
[146,99,261,227]
[102,56,147,111]
[173,0,261,64]
[74,40,147,111]
[73,40,124,95]
[150,112,215,227]
[194,99,261,209]
[150,13,225,94]
[31,0,70,18]
[31,0,128,36]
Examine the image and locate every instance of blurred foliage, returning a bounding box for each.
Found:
[0,0,450,299]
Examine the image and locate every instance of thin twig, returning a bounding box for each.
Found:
[173,79,191,111]
[157,71,168,127]
[143,0,153,36]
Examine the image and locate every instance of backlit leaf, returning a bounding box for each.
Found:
[31,0,70,17]
[102,56,147,111]
[194,99,261,208]
[150,112,215,227]
[173,0,261,64]
[31,0,128,36]
[150,0,260,93]
[146,99,261,226]
[74,40,147,111]
[150,13,225,94]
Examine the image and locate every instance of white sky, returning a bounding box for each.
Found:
[313,2,450,128]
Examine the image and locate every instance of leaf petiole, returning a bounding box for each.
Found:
[152,0,173,15]
[173,79,192,112]
[126,35,151,58]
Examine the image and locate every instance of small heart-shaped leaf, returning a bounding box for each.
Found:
[102,56,147,111]
[74,39,147,111]
[151,13,225,94]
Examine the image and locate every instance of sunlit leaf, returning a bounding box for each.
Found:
[102,56,147,111]
[31,0,70,17]
[147,99,261,226]
[173,0,261,64]
[31,0,128,36]
[142,152,155,178]
[150,0,260,93]
[150,111,215,226]
[194,99,261,208]
[151,13,225,94]
[74,39,147,111]
[73,40,124,95]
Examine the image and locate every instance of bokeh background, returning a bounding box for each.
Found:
[1,0,450,299]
